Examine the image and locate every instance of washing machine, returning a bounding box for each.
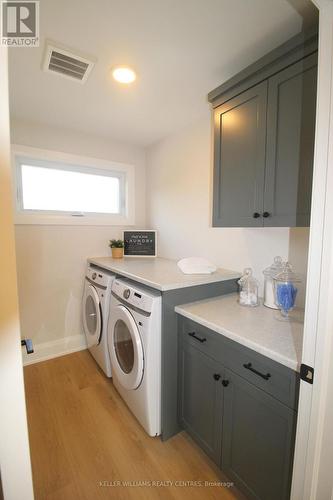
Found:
[108,278,162,436]
[82,263,115,377]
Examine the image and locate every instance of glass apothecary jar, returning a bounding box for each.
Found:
[273,262,301,320]
[238,268,259,307]
[263,256,284,309]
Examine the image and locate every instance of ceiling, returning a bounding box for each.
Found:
[8,0,317,147]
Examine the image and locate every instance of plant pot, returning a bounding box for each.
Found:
[111,247,124,259]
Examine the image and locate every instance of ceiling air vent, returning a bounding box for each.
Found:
[42,41,96,84]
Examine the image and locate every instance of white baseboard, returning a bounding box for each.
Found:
[22,334,87,366]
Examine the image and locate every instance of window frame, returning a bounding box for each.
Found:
[12,145,135,226]
[16,157,126,217]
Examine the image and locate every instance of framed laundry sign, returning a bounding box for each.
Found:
[123,230,157,257]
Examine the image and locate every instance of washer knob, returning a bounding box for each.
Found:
[92,272,97,280]
[123,288,131,299]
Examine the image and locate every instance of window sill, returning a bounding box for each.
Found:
[14,213,135,226]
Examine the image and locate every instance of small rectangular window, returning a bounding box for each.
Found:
[20,163,122,214]
[13,148,135,226]
[15,156,127,219]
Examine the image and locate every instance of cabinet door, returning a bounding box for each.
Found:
[264,53,317,226]
[180,342,223,465]
[221,369,296,500]
[212,81,267,227]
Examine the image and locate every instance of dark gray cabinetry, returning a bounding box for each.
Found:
[213,82,267,227]
[222,369,296,500]
[161,279,238,441]
[210,32,318,228]
[264,53,317,226]
[180,342,223,464]
[178,317,299,500]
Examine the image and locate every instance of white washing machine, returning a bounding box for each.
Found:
[108,278,162,436]
[82,263,115,377]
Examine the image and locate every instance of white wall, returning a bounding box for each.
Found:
[146,110,309,301]
[0,50,34,500]
[11,119,146,356]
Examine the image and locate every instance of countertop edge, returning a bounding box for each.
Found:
[88,258,240,292]
[175,306,299,372]
[89,258,165,290]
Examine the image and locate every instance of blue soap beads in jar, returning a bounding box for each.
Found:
[273,262,301,320]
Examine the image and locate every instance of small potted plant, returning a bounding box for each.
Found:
[109,239,124,259]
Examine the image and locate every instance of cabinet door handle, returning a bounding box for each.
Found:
[263,212,270,218]
[222,379,229,387]
[253,212,261,219]
[188,332,207,343]
[213,373,221,381]
[243,362,271,381]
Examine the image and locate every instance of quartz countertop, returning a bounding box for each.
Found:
[88,257,241,292]
[175,293,304,371]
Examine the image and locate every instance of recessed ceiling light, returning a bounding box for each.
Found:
[112,67,136,84]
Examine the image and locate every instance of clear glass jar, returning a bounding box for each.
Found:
[273,262,301,319]
[238,268,259,307]
[263,256,284,309]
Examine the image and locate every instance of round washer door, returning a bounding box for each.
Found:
[82,282,102,348]
[109,305,144,390]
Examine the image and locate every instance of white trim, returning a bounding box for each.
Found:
[22,334,87,366]
[291,1,333,499]
[11,144,135,226]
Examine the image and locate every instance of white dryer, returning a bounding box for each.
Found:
[82,264,115,377]
[108,279,162,436]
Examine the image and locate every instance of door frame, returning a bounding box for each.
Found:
[291,0,333,498]
[0,47,34,499]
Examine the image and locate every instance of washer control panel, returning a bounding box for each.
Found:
[112,279,160,314]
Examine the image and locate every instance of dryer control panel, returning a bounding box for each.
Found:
[86,264,115,287]
[112,279,160,314]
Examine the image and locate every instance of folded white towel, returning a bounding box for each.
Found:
[177,257,217,275]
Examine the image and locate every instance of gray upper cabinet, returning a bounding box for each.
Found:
[209,31,318,228]
[264,53,317,226]
[213,82,267,227]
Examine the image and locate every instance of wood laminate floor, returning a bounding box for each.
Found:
[24,350,245,500]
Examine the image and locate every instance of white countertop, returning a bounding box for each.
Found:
[88,257,240,291]
[175,294,304,371]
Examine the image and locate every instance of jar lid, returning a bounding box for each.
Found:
[238,267,259,288]
[273,262,302,283]
[263,256,284,277]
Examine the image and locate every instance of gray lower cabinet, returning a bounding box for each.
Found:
[161,279,238,441]
[222,369,296,500]
[178,318,299,500]
[210,31,317,228]
[180,342,223,464]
